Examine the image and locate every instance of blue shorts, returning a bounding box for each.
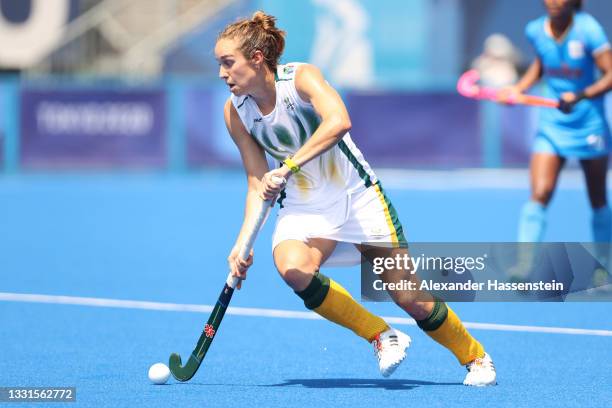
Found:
[533,131,611,159]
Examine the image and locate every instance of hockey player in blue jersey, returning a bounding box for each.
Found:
[501,0,612,283]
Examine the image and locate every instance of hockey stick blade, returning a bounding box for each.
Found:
[169,352,200,382]
[169,283,234,381]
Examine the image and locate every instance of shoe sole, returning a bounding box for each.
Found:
[463,380,497,387]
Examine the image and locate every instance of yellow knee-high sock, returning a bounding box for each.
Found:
[417,300,484,365]
[295,272,389,342]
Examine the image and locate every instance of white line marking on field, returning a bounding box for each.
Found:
[1,292,611,337]
[375,168,596,191]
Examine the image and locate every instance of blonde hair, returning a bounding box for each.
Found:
[218,11,286,71]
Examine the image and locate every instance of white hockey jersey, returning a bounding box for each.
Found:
[231,63,378,209]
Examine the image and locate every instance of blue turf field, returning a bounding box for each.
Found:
[1,170,611,407]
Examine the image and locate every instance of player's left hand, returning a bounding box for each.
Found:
[558,92,583,114]
[227,245,253,290]
[260,168,290,201]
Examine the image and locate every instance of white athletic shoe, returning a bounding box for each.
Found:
[463,352,497,386]
[371,327,411,377]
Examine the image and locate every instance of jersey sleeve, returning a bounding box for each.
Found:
[524,19,540,51]
[583,14,611,56]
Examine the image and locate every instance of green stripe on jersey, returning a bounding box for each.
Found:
[338,140,372,188]
[376,182,407,245]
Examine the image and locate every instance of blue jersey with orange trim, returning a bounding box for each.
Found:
[526,12,611,154]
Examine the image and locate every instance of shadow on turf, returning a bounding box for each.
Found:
[267,379,461,390]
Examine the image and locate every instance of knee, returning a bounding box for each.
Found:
[275,252,318,291]
[389,291,431,320]
[531,185,555,206]
[388,289,418,310]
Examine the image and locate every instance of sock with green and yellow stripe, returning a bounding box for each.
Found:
[295,271,389,342]
[416,300,484,365]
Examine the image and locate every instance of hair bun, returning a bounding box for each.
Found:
[251,11,276,30]
[218,11,285,71]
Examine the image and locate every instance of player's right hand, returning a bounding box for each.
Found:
[259,169,289,201]
[496,86,521,105]
[227,246,254,290]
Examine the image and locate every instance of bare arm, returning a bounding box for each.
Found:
[224,98,270,246]
[224,98,270,284]
[497,58,542,103]
[583,49,612,99]
[290,64,352,168]
[559,49,612,112]
[515,58,543,93]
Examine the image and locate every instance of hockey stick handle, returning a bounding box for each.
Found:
[516,94,559,108]
[227,175,286,289]
[457,69,559,108]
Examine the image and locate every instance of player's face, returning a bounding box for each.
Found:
[543,0,576,18]
[215,38,258,96]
